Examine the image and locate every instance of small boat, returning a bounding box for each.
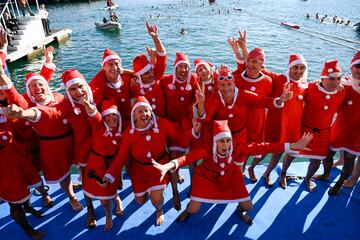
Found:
[101,3,118,10]
[209,0,216,4]
[95,21,122,30]
[281,22,300,29]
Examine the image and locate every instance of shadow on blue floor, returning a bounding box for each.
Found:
[0,163,359,240]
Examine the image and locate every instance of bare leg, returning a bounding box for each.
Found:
[176,200,202,222]
[100,199,114,231]
[344,156,360,188]
[59,175,83,211]
[247,155,266,183]
[9,203,46,239]
[36,180,53,208]
[263,153,283,187]
[85,195,96,228]
[313,150,336,181]
[329,152,356,195]
[135,193,149,205]
[304,159,321,192]
[169,150,185,211]
[236,201,253,225]
[332,151,344,168]
[150,189,165,226]
[114,195,123,216]
[22,199,44,218]
[280,154,295,189]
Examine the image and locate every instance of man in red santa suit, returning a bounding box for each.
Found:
[313,51,360,195]
[131,22,167,117]
[102,96,198,226]
[89,48,134,127]
[160,51,198,210]
[280,60,346,192]
[151,120,312,224]
[249,54,308,186]
[78,98,124,231]
[195,68,293,170]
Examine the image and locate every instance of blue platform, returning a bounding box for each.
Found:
[0,162,359,240]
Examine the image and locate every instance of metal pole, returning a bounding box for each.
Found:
[35,0,39,12]
[13,0,20,17]
[9,1,16,16]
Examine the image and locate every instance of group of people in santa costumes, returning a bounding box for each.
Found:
[0,20,359,239]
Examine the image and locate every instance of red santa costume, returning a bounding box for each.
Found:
[83,99,122,200]
[89,49,133,124]
[131,52,167,117]
[198,69,283,166]
[289,60,346,160]
[193,58,218,97]
[61,69,93,167]
[0,116,42,204]
[170,120,293,203]
[161,52,198,152]
[330,53,360,156]
[105,96,195,197]
[264,54,308,142]
[232,48,272,145]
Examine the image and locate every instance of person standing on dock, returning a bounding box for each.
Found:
[39,4,51,36]
[19,0,34,17]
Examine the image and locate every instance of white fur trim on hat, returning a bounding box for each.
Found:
[102,55,122,67]
[174,59,190,69]
[195,61,210,72]
[213,132,232,142]
[129,102,159,134]
[65,78,86,89]
[135,63,153,76]
[288,59,307,69]
[101,108,119,116]
[26,76,55,106]
[350,59,360,68]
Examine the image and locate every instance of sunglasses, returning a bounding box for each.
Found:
[354,64,360,69]
[218,75,233,81]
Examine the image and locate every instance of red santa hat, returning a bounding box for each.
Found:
[170,52,192,91]
[350,51,360,68]
[248,48,265,62]
[101,99,122,137]
[102,49,122,68]
[133,53,154,94]
[61,69,94,115]
[129,96,159,134]
[25,72,55,105]
[193,58,214,73]
[320,60,343,79]
[287,54,308,83]
[212,120,233,164]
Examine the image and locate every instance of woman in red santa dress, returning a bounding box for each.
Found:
[131,22,167,117]
[0,109,46,239]
[314,51,360,195]
[195,68,293,170]
[151,120,313,224]
[280,60,346,192]
[79,98,124,231]
[102,96,198,226]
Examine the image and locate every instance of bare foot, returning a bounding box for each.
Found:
[155,209,165,226]
[280,172,287,189]
[332,159,343,168]
[69,197,83,212]
[343,178,358,188]
[176,210,191,222]
[312,173,330,181]
[24,206,44,218]
[305,180,316,192]
[42,194,53,208]
[104,216,113,231]
[115,197,124,216]
[177,173,185,184]
[86,208,96,228]
[248,167,257,183]
[26,229,46,240]
[262,174,273,187]
[236,207,253,225]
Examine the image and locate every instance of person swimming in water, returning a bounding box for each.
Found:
[180,28,187,35]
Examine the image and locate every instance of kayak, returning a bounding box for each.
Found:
[281,22,300,29]
[95,21,122,30]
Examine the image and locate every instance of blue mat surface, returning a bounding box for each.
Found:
[0,162,359,240]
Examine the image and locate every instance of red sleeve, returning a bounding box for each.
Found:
[3,87,29,109]
[105,131,130,183]
[40,63,55,83]
[88,111,103,131]
[0,51,6,71]
[241,90,278,110]
[201,96,218,123]
[175,148,208,168]
[154,53,167,80]
[89,71,107,108]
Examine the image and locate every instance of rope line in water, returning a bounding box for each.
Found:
[238,10,359,51]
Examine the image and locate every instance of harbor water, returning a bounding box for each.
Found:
[7,0,360,92]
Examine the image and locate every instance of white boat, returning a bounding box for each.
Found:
[95,21,122,30]
[101,4,118,10]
